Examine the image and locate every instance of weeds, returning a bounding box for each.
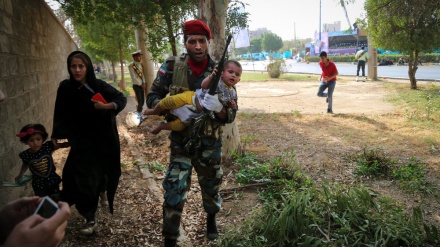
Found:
[143,161,166,173]
[392,157,433,194]
[352,147,397,177]
[220,184,435,247]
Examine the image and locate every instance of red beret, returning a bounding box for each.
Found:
[183,20,212,39]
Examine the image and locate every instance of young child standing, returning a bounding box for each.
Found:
[143,60,241,134]
[15,124,69,199]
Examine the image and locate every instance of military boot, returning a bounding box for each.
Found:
[206,213,218,240]
[164,238,176,247]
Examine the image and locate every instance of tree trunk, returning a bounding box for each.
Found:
[340,0,351,31]
[198,0,242,157]
[111,61,117,83]
[135,23,155,94]
[118,48,126,91]
[408,50,418,89]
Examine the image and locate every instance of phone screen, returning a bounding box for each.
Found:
[34,196,59,218]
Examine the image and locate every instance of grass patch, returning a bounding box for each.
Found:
[142,161,166,173]
[241,71,318,82]
[392,157,433,195]
[348,147,434,195]
[220,182,438,247]
[386,82,440,124]
[351,146,397,177]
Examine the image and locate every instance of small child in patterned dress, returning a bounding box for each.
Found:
[15,124,69,200]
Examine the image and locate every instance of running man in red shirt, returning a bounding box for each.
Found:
[317,51,338,114]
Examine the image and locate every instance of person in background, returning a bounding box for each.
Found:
[15,124,69,201]
[355,46,368,82]
[51,51,127,235]
[317,51,338,114]
[0,196,71,247]
[147,20,238,247]
[128,50,146,114]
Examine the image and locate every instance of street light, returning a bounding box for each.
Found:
[319,0,321,53]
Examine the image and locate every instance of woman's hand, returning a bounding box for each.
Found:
[92,100,115,110]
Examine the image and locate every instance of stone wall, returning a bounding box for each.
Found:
[0,0,77,205]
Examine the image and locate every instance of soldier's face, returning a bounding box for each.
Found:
[185,35,209,62]
[133,54,142,62]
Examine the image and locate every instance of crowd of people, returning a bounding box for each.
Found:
[0,19,241,247]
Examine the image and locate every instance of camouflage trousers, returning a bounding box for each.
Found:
[162,138,223,240]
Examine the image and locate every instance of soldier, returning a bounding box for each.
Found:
[146,20,237,247]
[128,50,146,113]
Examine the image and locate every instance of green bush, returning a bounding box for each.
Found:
[353,147,397,177]
[266,59,287,78]
[392,157,433,194]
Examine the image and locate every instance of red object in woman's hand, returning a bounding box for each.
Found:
[92,93,107,104]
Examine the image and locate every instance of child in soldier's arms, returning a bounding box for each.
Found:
[143,60,241,134]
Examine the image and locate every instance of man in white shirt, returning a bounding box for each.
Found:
[128,50,146,113]
[355,46,369,82]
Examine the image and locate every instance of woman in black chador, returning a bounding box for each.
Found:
[51,51,127,234]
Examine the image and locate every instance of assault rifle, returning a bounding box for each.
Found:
[184,34,233,154]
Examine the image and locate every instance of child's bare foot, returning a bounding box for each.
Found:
[150,126,162,135]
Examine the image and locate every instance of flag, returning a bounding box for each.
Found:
[233,27,250,48]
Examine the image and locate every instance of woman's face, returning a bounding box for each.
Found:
[70,57,87,83]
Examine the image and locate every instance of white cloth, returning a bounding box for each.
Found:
[170,105,199,123]
[202,94,223,113]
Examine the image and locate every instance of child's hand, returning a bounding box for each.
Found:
[227,100,237,110]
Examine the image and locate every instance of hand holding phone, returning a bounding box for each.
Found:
[34,196,59,219]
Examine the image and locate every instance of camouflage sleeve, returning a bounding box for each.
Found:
[224,107,237,124]
[146,61,172,108]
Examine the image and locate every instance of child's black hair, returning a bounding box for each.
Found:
[17,124,49,143]
[225,60,242,70]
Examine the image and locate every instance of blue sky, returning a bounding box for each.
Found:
[240,0,367,40]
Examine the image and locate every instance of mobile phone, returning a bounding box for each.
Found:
[34,196,59,218]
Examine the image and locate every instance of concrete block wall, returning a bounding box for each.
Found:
[0,0,77,205]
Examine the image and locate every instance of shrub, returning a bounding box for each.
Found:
[266,59,287,78]
[220,184,433,247]
[353,147,397,177]
[392,157,433,194]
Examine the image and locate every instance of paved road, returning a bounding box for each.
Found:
[240,60,440,81]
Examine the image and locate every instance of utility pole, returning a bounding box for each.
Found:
[319,0,322,53]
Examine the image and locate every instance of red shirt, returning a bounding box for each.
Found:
[319,59,338,81]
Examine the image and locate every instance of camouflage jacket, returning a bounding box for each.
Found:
[146,53,237,145]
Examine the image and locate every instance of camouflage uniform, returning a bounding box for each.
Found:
[146,54,237,240]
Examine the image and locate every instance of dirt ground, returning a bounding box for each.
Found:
[236,77,395,114]
[57,76,439,247]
